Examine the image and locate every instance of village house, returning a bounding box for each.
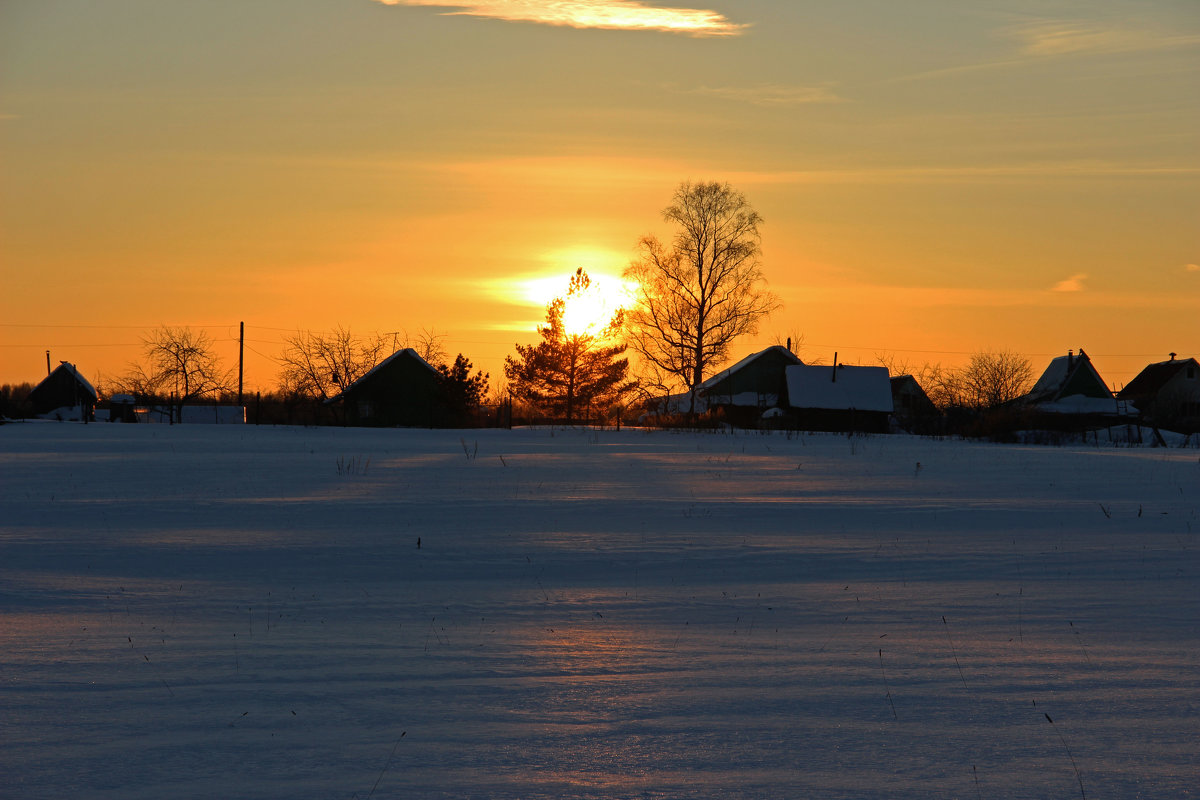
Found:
[786,361,893,433]
[1018,349,1124,429]
[890,374,939,434]
[695,345,804,426]
[1117,354,1200,432]
[27,362,99,421]
[325,348,442,427]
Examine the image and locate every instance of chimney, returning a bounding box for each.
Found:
[786,337,792,353]
[1169,352,1177,361]
[1068,349,1073,370]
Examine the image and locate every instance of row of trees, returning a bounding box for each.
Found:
[97,324,486,425]
[119,180,779,425]
[15,180,1041,426]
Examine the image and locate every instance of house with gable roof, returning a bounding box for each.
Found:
[890,374,939,434]
[695,345,804,425]
[1023,349,1117,411]
[325,348,442,427]
[1017,348,1124,429]
[28,361,99,421]
[650,345,803,424]
[1117,354,1200,432]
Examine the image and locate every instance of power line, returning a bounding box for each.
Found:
[799,342,1182,359]
[243,343,282,365]
[0,322,234,330]
[0,342,141,348]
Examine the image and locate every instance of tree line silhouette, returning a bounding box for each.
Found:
[3,180,1058,429]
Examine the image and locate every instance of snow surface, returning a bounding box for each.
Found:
[2,424,1197,799]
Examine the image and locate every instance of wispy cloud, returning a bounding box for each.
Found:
[721,163,1200,187]
[1007,21,1200,57]
[374,0,747,36]
[684,83,845,106]
[1186,263,1200,273]
[890,20,1200,84]
[1051,273,1087,292]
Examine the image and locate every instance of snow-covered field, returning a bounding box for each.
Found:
[2,424,1197,799]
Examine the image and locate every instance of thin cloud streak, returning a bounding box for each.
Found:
[800,282,1199,312]
[374,0,746,36]
[1008,21,1200,57]
[1052,273,1087,292]
[723,163,1200,187]
[431,156,1200,193]
[685,84,846,106]
[889,20,1200,84]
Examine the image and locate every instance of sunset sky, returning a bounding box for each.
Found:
[2,0,1197,393]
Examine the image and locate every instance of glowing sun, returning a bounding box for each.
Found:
[520,271,635,337]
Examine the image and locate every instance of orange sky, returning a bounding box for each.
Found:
[2,1,1197,394]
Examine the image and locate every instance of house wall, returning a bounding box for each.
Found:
[1149,368,1200,431]
[343,356,441,427]
[790,408,890,434]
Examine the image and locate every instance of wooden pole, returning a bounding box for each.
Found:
[237,321,245,406]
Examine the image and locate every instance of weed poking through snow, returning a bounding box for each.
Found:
[879,649,898,720]
[1044,713,1087,799]
[336,455,370,476]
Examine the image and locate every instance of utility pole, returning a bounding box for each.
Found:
[238,321,245,406]
[46,350,51,377]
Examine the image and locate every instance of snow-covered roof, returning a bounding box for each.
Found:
[786,364,893,412]
[1029,355,1072,397]
[37,361,98,401]
[1026,349,1110,403]
[656,389,710,415]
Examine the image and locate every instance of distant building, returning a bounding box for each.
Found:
[1117,354,1200,432]
[27,361,98,421]
[696,345,804,426]
[786,362,893,433]
[1024,349,1113,407]
[1018,349,1124,430]
[326,348,442,427]
[890,374,939,434]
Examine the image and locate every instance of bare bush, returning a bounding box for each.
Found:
[278,326,387,402]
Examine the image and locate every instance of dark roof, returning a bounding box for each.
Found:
[891,374,933,400]
[27,361,99,412]
[1117,357,1199,400]
[698,345,803,392]
[325,348,438,404]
